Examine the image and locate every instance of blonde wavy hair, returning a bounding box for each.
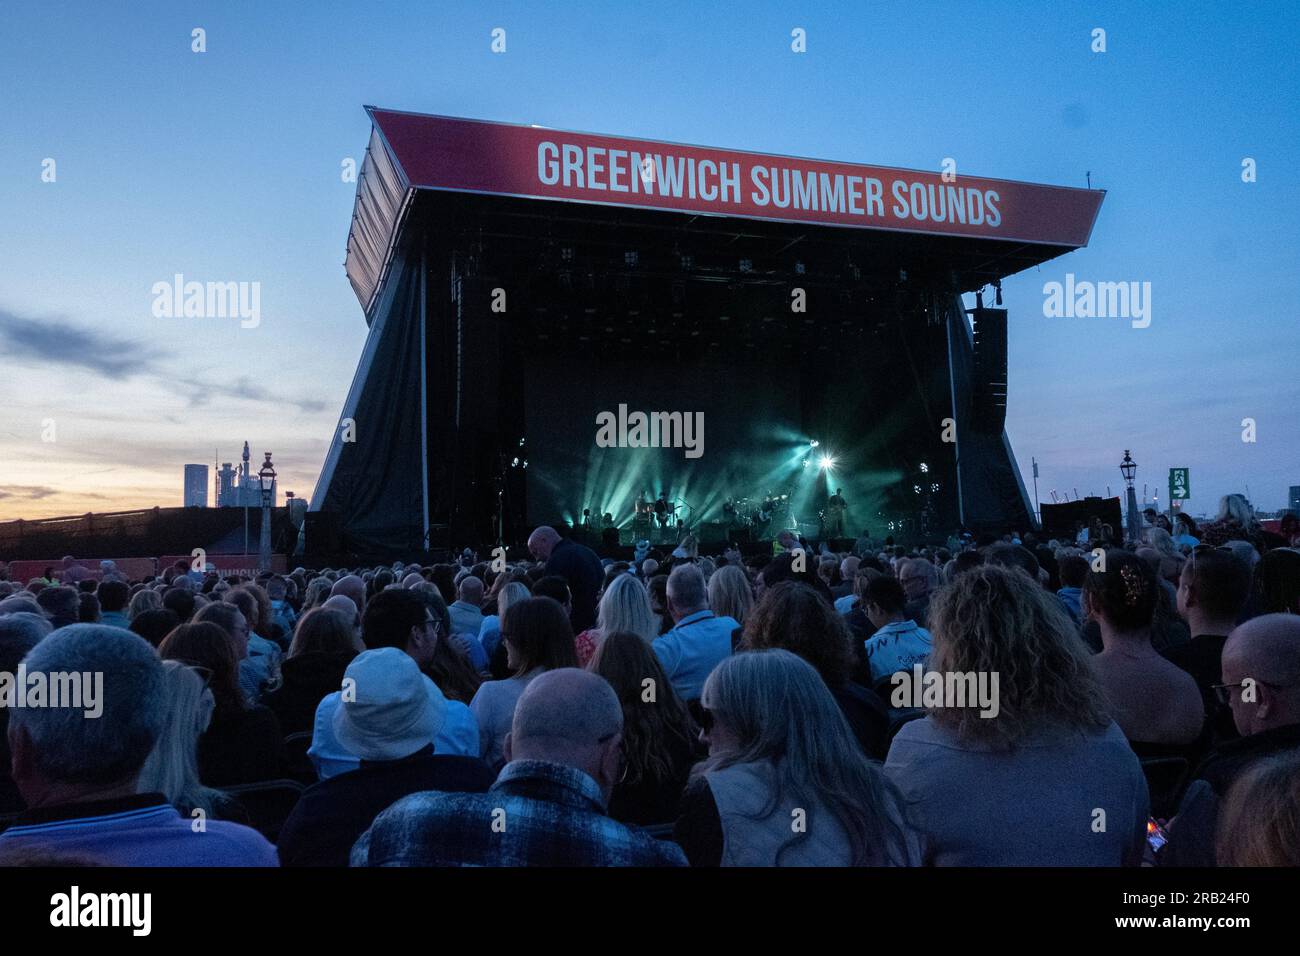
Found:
[701,649,918,866]
[708,564,754,626]
[1216,751,1300,866]
[1142,526,1180,558]
[128,588,162,621]
[926,564,1111,748]
[137,660,228,816]
[595,573,657,643]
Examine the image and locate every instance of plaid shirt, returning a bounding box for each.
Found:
[351,759,687,867]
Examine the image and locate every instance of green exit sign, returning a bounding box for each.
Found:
[1169,468,1190,500]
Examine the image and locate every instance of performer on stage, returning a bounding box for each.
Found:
[600,512,620,548]
[654,490,670,528]
[824,487,847,537]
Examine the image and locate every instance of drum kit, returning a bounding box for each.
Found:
[623,487,815,543]
[724,493,792,531]
[633,494,691,542]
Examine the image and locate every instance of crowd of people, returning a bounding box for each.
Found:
[0,491,1296,867]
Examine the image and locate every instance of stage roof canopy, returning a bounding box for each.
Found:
[346,107,1105,321]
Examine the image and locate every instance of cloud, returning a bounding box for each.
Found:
[0,485,59,500]
[0,308,167,379]
[170,374,329,414]
[0,305,330,413]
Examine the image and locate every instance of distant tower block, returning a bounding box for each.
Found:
[183,464,209,508]
[217,461,238,507]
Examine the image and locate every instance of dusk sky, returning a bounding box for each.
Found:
[2,1,1297,523]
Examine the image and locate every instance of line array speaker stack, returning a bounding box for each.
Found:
[970,307,1008,434]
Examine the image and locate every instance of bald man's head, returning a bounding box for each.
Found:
[505,668,623,802]
[527,526,561,562]
[322,594,362,630]
[330,575,366,617]
[1222,614,1300,737]
[458,575,484,604]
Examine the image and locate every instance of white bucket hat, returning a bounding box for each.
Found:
[333,648,447,761]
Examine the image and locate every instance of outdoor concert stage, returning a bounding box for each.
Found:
[309,108,1104,559]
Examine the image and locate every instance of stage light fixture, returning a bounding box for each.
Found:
[802,458,810,468]
[919,462,929,473]
[739,258,753,273]
[794,260,806,275]
[809,439,820,448]
[819,455,834,470]
[994,280,1003,306]
[624,251,638,267]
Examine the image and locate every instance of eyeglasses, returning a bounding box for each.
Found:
[1212,679,1292,706]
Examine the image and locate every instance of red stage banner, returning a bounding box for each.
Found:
[371,109,1104,247]
[6,558,157,585]
[158,554,288,576]
[4,555,287,585]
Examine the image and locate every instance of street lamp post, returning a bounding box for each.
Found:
[1120,450,1141,545]
[258,452,276,572]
